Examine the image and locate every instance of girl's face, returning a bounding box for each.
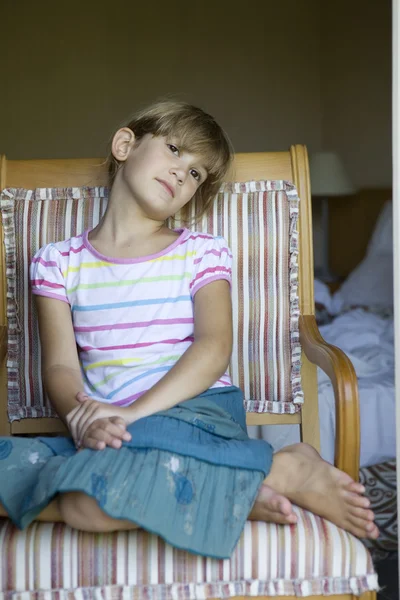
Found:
[112,130,208,221]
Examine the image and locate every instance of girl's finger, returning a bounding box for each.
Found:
[66,405,82,432]
[76,391,90,403]
[75,402,98,440]
[81,435,106,451]
[78,406,117,441]
[70,408,87,441]
[83,424,123,449]
[90,419,131,442]
[109,416,127,429]
[67,405,87,441]
[71,408,93,444]
[108,417,131,440]
[87,425,119,447]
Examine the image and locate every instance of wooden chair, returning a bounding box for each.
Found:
[0,147,377,599]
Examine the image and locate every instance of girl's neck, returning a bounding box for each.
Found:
[94,181,163,239]
[88,205,181,260]
[94,210,165,244]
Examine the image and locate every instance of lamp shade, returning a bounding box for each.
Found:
[310,152,356,196]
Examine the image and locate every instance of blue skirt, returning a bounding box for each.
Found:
[0,386,273,559]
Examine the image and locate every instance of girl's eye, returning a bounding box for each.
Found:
[167,144,179,156]
[190,169,201,182]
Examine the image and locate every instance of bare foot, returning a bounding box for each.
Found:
[264,443,379,540]
[249,483,298,525]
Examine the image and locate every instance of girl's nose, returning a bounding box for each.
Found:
[170,166,186,184]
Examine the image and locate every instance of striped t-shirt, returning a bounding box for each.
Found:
[30,228,233,406]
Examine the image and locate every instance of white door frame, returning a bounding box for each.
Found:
[393,0,400,584]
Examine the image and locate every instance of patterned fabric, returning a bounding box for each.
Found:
[0,509,379,599]
[0,181,303,421]
[30,229,233,405]
[361,460,397,559]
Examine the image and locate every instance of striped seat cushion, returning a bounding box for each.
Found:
[0,509,378,599]
[0,180,303,422]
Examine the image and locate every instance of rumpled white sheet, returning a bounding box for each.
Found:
[249,308,396,468]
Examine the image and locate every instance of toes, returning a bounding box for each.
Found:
[270,512,297,525]
[349,506,375,521]
[260,509,298,525]
[367,525,380,540]
[344,491,370,508]
[257,485,294,516]
[347,515,379,539]
[250,497,298,525]
[346,481,366,495]
[356,521,380,539]
[335,471,355,487]
[279,511,297,524]
[276,498,293,517]
[348,524,373,539]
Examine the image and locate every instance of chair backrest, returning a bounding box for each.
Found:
[0,146,319,450]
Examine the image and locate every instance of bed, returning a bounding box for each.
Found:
[250,198,397,558]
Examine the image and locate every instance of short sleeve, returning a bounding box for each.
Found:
[189,236,233,298]
[30,244,69,303]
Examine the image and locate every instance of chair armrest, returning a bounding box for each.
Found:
[0,325,7,362]
[299,315,360,480]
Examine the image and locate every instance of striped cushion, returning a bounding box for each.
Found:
[0,181,303,422]
[0,509,378,599]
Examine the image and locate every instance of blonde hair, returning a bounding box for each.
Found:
[107,100,233,222]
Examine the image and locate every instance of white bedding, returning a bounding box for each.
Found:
[319,308,395,466]
[249,308,396,467]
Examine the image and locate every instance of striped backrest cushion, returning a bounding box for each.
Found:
[0,181,303,423]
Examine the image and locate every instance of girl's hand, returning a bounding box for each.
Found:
[67,392,132,448]
[79,416,131,450]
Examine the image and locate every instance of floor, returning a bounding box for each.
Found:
[376,553,399,600]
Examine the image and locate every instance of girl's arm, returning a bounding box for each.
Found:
[36,295,86,422]
[127,278,233,419]
[36,296,130,448]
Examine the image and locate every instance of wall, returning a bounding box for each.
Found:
[1,1,392,271]
[321,0,392,189]
[0,0,322,160]
[311,0,392,269]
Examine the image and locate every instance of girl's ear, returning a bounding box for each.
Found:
[111,128,136,162]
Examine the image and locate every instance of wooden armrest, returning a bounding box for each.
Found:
[0,325,6,362]
[299,315,360,480]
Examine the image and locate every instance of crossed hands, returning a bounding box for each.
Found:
[66,392,133,451]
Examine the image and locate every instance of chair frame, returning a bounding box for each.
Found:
[0,147,373,600]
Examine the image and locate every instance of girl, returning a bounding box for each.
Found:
[0,101,378,557]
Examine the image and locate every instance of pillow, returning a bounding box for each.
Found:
[333,253,393,311]
[0,181,304,423]
[314,279,335,325]
[332,201,393,311]
[314,278,333,312]
[367,200,392,257]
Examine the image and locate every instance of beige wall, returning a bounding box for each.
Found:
[321,0,392,188]
[0,1,322,160]
[1,2,392,189]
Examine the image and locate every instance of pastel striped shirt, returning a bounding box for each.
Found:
[30,228,233,406]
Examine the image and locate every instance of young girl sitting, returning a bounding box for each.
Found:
[0,100,378,558]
